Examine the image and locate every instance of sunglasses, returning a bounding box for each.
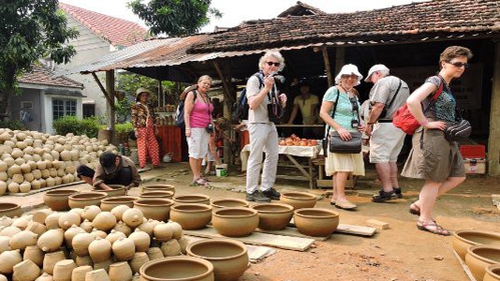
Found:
[266,61,280,67]
[448,61,469,68]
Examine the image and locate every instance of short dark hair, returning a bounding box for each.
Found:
[99,152,117,168]
[439,46,473,65]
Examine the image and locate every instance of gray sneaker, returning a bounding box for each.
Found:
[246,190,271,202]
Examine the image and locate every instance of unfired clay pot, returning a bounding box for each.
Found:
[23,245,44,267]
[211,198,249,211]
[43,189,79,211]
[140,191,174,199]
[140,184,175,195]
[53,259,77,281]
[121,208,144,228]
[85,269,111,281]
[71,265,93,281]
[173,194,210,205]
[212,207,259,237]
[68,192,107,209]
[133,198,174,222]
[484,263,500,281]
[170,204,212,230]
[129,252,149,275]
[187,239,249,281]
[43,250,66,275]
[139,256,214,281]
[109,261,133,281]
[12,259,40,281]
[92,184,127,197]
[251,202,294,231]
[452,229,500,260]
[293,208,340,237]
[0,202,22,218]
[100,196,137,211]
[465,245,500,281]
[279,191,317,210]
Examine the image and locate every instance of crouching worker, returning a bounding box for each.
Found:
[77,151,141,190]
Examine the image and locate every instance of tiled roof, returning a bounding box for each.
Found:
[277,1,326,17]
[190,0,500,53]
[59,3,148,47]
[19,65,84,89]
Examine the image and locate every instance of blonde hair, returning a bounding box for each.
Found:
[198,75,212,84]
[258,51,285,72]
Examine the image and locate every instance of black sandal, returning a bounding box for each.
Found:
[416,220,450,236]
[409,202,420,216]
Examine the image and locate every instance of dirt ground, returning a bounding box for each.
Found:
[139,162,499,281]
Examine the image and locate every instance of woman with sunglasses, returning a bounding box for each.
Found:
[401,46,473,236]
[319,64,365,210]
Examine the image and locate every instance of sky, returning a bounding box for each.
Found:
[59,0,428,33]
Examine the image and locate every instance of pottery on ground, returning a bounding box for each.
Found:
[251,202,294,231]
[0,203,22,218]
[465,245,500,281]
[211,198,249,211]
[212,207,259,237]
[140,190,174,199]
[68,192,107,209]
[139,256,214,281]
[133,198,174,222]
[140,184,175,195]
[452,229,500,260]
[187,239,249,281]
[484,263,500,281]
[170,204,212,230]
[293,208,340,237]
[92,184,127,198]
[279,191,317,210]
[43,189,79,211]
[101,196,138,212]
[173,194,210,205]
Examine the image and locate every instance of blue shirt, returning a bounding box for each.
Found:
[323,86,360,132]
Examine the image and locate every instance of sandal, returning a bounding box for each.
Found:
[335,200,357,210]
[409,202,421,216]
[416,220,450,236]
[190,178,208,186]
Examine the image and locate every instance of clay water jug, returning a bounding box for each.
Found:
[12,216,30,230]
[129,252,149,274]
[0,249,22,274]
[45,213,61,230]
[110,205,130,221]
[90,228,107,239]
[71,266,92,281]
[0,236,11,253]
[169,222,183,239]
[81,206,101,222]
[79,220,93,233]
[91,212,116,232]
[136,219,156,236]
[161,239,181,257]
[146,247,164,261]
[72,233,95,256]
[108,262,133,281]
[43,250,65,275]
[38,229,64,252]
[85,269,111,281]
[105,230,126,245]
[63,225,86,248]
[128,229,150,252]
[10,230,38,250]
[26,221,47,236]
[153,223,174,242]
[53,259,76,281]
[58,212,81,230]
[121,209,144,228]
[35,272,54,281]
[88,237,112,263]
[112,237,135,261]
[0,225,21,237]
[31,209,53,224]
[13,259,40,281]
[112,221,132,236]
[23,245,44,267]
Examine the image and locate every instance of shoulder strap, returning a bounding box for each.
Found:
[385,79,402,109]
[430,77,444,101]
[325,88,341,136]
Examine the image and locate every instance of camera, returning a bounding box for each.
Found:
[272,74,285,84]
[351,119,359,128]
[206,123,214,134]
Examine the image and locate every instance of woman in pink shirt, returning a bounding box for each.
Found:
[184,75,214,185]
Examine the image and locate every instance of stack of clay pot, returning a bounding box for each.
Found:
[0,128,118,195]
[0,203,188,281]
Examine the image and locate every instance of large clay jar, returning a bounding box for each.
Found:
[92,211,117,232]
[128,229,151,252]
[187,239,249,281]
[452,229,500,260]
[211,198,249,212]
[43,190,78,211]
[108,262,133,281]
[212,208,259,237]
[68,192,107,209]
[92,184,127,198]
[122,208,144,228]
[112,237,135,261]
[139,256,214,281]
[170,204,212,230]
[133,198,174,222]
[72,233,95,256]
[43,250,66,275]
[23,245,44,267]
[71,265,93,281]
[129,252,149,275]
[88,237,112,263]
[0,249,22,274]
[81,205,101,222]
[101,196,137,211]
[484,263,500,281]
[465,245,500,281]
[38,228,64,252]
[173,194,210,205]
[293,208,340,237]
[140,184,175,195]
[0,202,22,218]
[10,230,38,250]
[251,202,294,231]
[85,269,111,281]
[53,259,77,281]
[12,259,40,281]
[110,205,130,221]
[280,191,317,210]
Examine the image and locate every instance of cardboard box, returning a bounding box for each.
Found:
[464,158,486,174]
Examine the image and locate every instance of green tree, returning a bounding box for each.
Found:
[0,0,78,117]
[128,0,222,36]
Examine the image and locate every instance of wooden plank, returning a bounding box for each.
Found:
[255,227,329,241]
[452,249,477,281]
[366,219,390,230]
[183,226,314,251]
[336,224,377,237]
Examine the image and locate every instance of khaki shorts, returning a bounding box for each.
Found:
[187,128,209,159]
[370,123,405,163]
[401,128,465,182]
[325,150,365,177]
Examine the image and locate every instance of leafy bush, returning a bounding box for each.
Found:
[115,122,133,133]
[0,119,26,130]
[53,116,101,138]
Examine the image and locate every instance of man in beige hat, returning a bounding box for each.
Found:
[364,64,410,202]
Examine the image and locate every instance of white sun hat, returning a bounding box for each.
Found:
[334,64,363,85]
[364,64,390,82]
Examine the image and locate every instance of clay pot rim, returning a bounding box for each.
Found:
[173,194,210,201]
[142,184,175,189]
[92,185,126,192]
[141,190,174,196]
[44,189,79,196]
[186,239,247,261]
[294,208,340,218]
[281,191,317,201]
[139,256,214,281]
[101,196,138,203]
[69,192,107,200]
[251,202,294,213]
[211,198,249,208]
[453,229,500,246]
[213,207,258,218]
[0,202,21,211]
[485,263,500,278]
[467,245,500,264]
[134,198,174,207]
[171,203,212,212]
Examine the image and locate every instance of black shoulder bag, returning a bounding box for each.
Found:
[378,79,402,120]
[267,84,285,123]
[329,94,362,154]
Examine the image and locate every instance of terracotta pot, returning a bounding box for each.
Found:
[122,208,144,228]
[293,208,340,237]
[112,221,132,236]
[137,219,159,237]
[187,239,248,281]
[465,245,500,281]
[64,225,86,248]
[212,208,259,237]
[170,204,212,230]
[211,198,249,211]
[101,196,137,211]
[12,259,40,281]
[31,209,53,224]
[140,191,174,199]
[452,229,500,260]
[68,192,107,209]
[35,272,54,281]
[133,198,174,222]
[92,184,127,198]
[93,259,114,273]
[10,230,38,250]
[0,249,22,274]
[160,239,181,257]
[89,237,112,263]
[139,256,214,281]
[45,213,62,230]
[12,216,30,230]
[106,230,127,245]
[37,228,64,252]
[0,216,13,227]
[26,221,47,236]
[58,211,81,230]
[153,223,174,242]
[85,269,111,281]
[75,255,93,267]
[72,233,95,256]
[173,194,210,205]
[43,250,66,275]
[53,259,77,281]
[23,245,44,267]
[79,219,93,233]
[92,211,117,232]
[279,191,317,210]
[81,205,102,222]
[109,261,133,281]
[71,265,93,281]
[129,229,151,252]
[0,202,22,218]
[484,263,500,281]
[112,237,135,261]
[146,247,164,261]
[140,184,175,195]
[43,189,78,211]
[251,202,294,231]
[129,252,149,275]
[110,205,131,221]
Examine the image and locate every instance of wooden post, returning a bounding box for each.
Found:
[212,60,234,164]
[322,46,334,88]
[335,47,345,78]
[105,70,116,144]
[488,41,500,176]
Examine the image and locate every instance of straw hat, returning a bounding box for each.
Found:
[135,87,153,101]
[334,64,363,85]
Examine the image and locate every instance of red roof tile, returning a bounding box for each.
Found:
[19,65,84,89]
[190,0,500,53]
[59,3,148,47]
